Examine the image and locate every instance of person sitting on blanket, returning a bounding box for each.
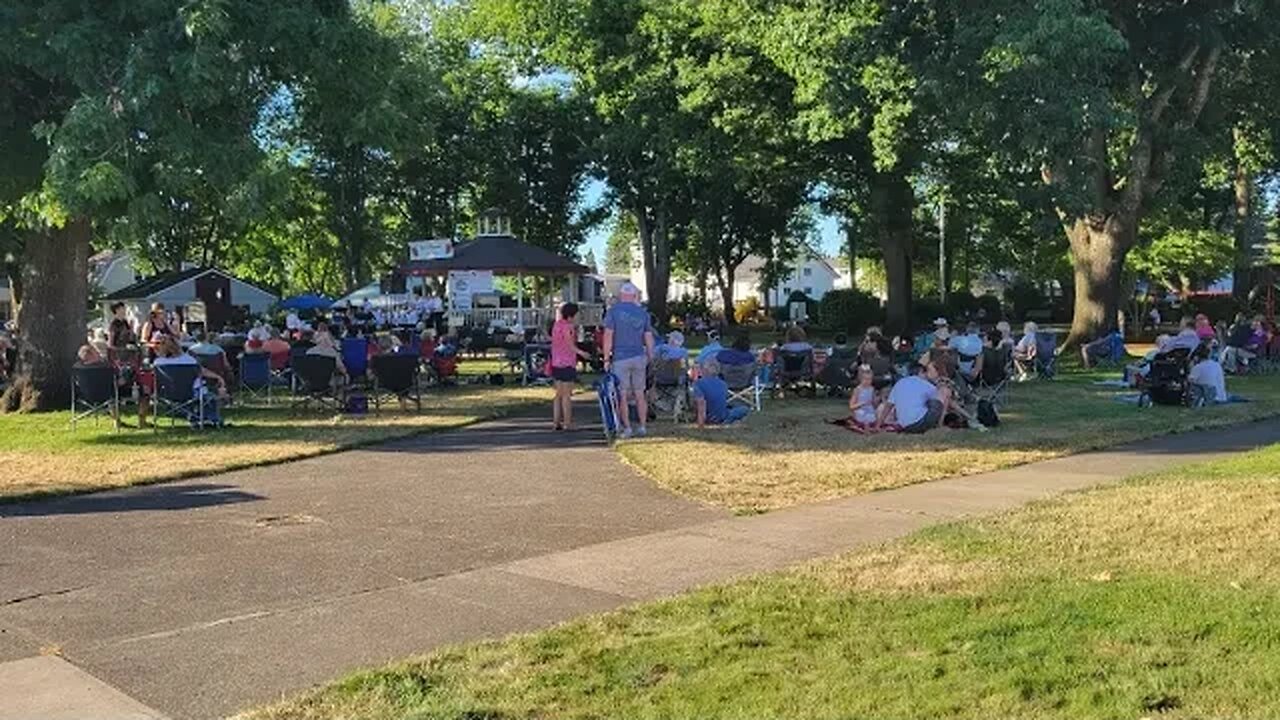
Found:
[878,360,951,434]
[847,365,881,429]
[694,358,749,427]
[1188,344,1229,405]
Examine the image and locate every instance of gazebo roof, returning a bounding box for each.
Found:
[400,235,588,276]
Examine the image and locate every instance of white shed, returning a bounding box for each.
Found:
[103,267,278,330]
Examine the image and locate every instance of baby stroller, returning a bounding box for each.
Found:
[1138,348,1196,408]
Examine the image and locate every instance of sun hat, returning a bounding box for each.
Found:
[933,317,948,327]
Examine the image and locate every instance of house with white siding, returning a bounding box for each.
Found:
[633,250,841,307]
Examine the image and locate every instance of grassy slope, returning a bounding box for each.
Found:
[241,444,1280,720]
[0,383,549,501]
[619,373,1280,513]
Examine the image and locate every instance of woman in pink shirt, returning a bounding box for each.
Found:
[550,303,590,430]
[1194,313,1217,342]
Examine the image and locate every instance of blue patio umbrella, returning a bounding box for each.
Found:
[279,293,334,311]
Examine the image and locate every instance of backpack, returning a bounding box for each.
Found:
[977,399,1000,427]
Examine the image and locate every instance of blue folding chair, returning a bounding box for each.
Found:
[1035,332,1059,379]
[342,337,370,384]
[239,352,272,405]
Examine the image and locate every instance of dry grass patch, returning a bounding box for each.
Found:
[620,373,1280,513]
[0,384,549,500]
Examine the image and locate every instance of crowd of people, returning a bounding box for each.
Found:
[67,298,466,428]
[571,289,1280,438]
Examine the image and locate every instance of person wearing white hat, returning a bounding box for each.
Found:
[656,330,688,361]
[602,281,655,438]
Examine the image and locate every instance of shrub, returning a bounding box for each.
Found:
[670,294,712,322]
[945,290,979,319]
[734,296,762,324]
[818,289,883,334]
[1003,280,1046,322]
[911,298,947,329]
[975,293,1003,321]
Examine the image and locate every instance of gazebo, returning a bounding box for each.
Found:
[397,210,599,330]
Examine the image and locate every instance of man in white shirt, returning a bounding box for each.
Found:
[879,361,948,433]
[1188,346,1228,404]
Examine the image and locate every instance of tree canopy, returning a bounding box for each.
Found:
[6,0,1280,408]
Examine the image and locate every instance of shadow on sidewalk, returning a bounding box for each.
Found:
[0,483,264,518]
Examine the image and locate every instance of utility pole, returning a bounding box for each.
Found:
[845,220,856,291]
[938,200,949,304]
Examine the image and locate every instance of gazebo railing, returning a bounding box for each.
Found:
[447,304,604,330]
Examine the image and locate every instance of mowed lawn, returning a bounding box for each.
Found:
[241,443,1280,720]
[620,373,1280,513]
[0,382,549,501]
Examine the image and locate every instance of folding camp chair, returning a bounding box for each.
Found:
[371,353,423,413]
[976,346,1011,408]
[287,345,311,392]
[341,337,370,385]
[772,349,816,397]
[816,348,859,394]
[291,354,342,414]
[71,364,120,431]
[719,362,763,411]
[154,364,205,429]
[193,351,230,383]
[238,351,273,405]
[651,357,689,423]
[1034,332,1059,379]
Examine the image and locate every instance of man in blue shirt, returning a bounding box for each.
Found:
[603,282,656,438]
[694,358,750,427]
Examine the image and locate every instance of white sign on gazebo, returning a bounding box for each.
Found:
[408,238,454,261]
[447,270,494,311]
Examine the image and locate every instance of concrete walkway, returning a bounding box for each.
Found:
[3,414,1278,720]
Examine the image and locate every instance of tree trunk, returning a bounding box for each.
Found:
[2,218,91,412]
[717,265,736,323]
[636,207,671,330]
[869,172,915,334]
[1233,163,1255,304]
[1064,215,1131,348]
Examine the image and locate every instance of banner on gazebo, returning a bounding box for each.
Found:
[447,270,494,311]
[409,239,454,261]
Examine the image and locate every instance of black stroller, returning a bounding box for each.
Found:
[1138,348,1199,408]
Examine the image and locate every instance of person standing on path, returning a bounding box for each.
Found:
[550,302,590,431]
[602,282,655,439]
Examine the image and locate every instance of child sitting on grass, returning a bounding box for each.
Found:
[847,364,880,431]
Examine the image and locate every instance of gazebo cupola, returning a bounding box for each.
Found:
[477,208,513,238]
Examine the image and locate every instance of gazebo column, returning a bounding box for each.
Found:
[517,271,525,328]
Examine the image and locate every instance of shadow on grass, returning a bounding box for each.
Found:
[0,483,263,518]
